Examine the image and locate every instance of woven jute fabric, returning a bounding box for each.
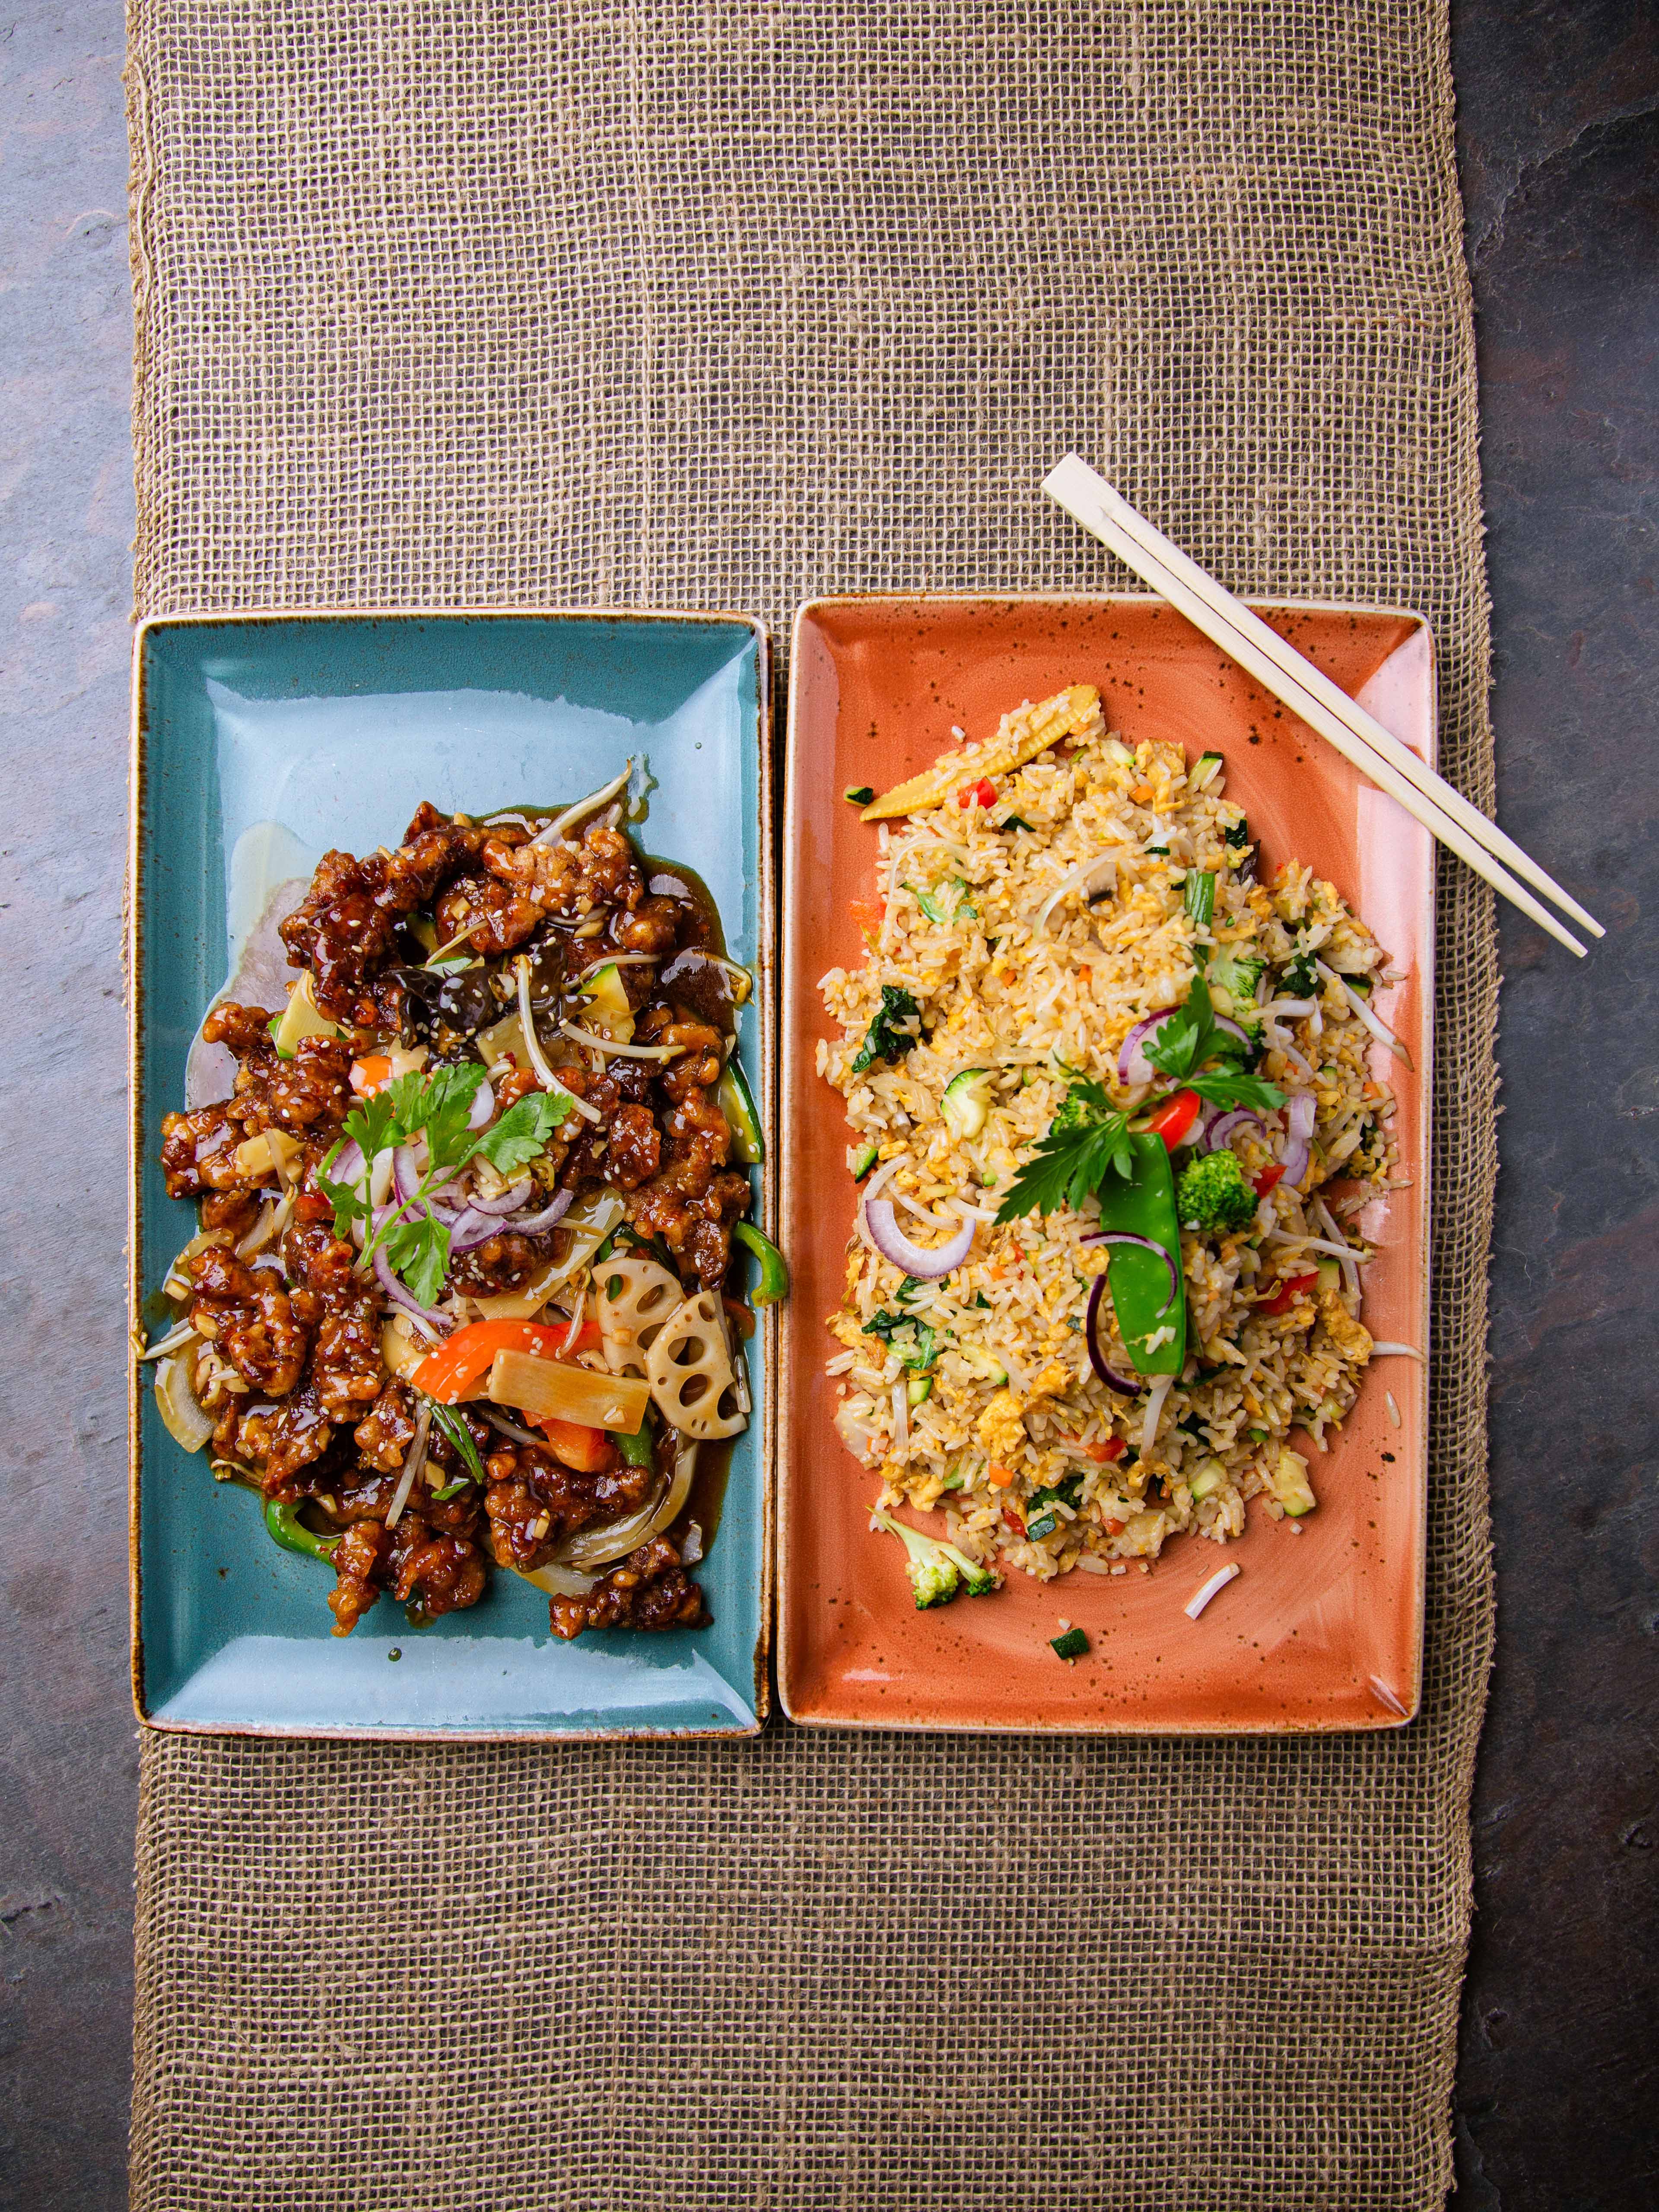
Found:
[126,5,1497,2206]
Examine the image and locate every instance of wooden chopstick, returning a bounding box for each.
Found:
[1043,454,1598,958]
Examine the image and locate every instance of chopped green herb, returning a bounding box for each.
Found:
[995,1076,1135,1222]
[320,1063,571,1307]
[1142,976,1284,1114]
[999,814,1036,833]
[1224,816,1251,848]
[427,1401,485,1485]
[1283,947,1319,998]
[851,985,924,1074]
[864,1311,935,1369]
[1050,1627,1089,1661]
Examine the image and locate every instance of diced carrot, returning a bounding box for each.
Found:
[849,898,885,938]
[350,1054,393,1097]
[1130,782,1154,804]
[1086,1438,1126,1464]
[987,1463,1014,1488]
[1101,1517,1126,1537]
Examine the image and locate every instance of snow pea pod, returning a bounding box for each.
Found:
[1092,1133,1187,1377]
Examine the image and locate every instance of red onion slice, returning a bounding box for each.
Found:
[861,1195,974,1280]
[392,1144,422,1206]
[1080,1229,1180,1313]
[1211,1012,1252,1050]
[1205,1108,1264,1154]
[330,1139,365,1187]
[1277,1092,1316,1188]
[1117,1007,1179,1086]
[467,1177,533,1217]
[1084,1274,1141,1393]
[372,1243,445,1335]
[467,1076,495,1131]
[503,1188,575,1236]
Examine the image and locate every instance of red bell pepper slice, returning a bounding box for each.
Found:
[1258,1269,1319,1316]
[411,1317,602,1405]
[957,777,998,809]
[1145,1088,1202,1150]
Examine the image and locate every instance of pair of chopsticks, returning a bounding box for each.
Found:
[1042,454,1601,957]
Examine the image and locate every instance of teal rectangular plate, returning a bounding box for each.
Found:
[130,611,773,1738]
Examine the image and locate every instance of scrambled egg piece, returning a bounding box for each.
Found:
[974,1362,1071,1462]
[976,1388,1025,1463]
[1318,1290,1373,1365]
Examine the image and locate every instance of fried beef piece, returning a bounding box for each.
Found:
[257,1384,336,1495]
[327,1520,388,1636]
[482,817,645,923]
[160,1100,245,1198]
[546,1535,705,1641]
[160,1009,353,1205]
[480,1439,654,1571]
[620,1020,749,1288]
[603,1101,661,1190]
[186,1246,311,1395]
[353,1382,418,1472]
[279,802,484,1025]
[388,1515,487,1619]
[612,893,681,954]
[200,1001,279,1056]
[198,1190,261,1236]
[284,1220,385,1423]
[447,1230,559,1295]
[434,871,542,958]
[239,1033,355,1138]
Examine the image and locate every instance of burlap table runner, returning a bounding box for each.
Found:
[126,6,1497,2205]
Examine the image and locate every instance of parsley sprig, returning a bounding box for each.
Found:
[995,1077,1135,1222]
[1141,975,1285,1114]
[995,981,1285,1224]
[321,1063,571,1306]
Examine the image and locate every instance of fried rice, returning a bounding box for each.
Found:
[815,686,1407,1585]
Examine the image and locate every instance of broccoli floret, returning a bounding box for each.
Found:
[1176,1148,1259,1234]
[1207,946,1264,1006]
[873,1508,999,1607]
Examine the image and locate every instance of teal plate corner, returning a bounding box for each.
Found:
[129,610,774,1739]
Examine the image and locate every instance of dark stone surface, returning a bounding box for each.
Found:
[1451,7,1659,2208]
[0,3,1651,2207]
[0,8,137,2210]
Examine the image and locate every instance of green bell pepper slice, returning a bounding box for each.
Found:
[616,1407,658,1468]
[264,1497,342,1564]
[1093,1133,1187,1377]
[733,1219,790,1305]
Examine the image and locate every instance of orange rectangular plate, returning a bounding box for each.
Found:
[779,594,1433,1733]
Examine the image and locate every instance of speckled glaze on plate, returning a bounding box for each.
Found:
[129,610,773,1740]
[779,594,1433,1734]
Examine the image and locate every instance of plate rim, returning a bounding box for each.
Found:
[128,603,776,1741]
[777,588,1435,1735]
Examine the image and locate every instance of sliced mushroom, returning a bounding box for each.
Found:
[645,1289,747,1440]
[596,1255,685,1381]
